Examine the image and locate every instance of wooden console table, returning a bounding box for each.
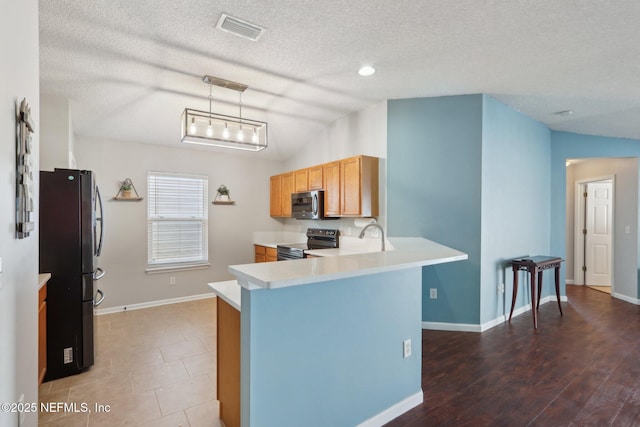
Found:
[509,256,563,329]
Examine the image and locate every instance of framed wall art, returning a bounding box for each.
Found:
[16,98,35,239]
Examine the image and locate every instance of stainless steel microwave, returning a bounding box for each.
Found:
[291,190,326,220]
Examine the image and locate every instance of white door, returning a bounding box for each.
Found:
[585,181,613,286]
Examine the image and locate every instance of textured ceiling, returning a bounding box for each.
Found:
[39,0,640,160]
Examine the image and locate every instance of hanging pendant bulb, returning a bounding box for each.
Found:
[206,120,213,137]
[189,116,197,134]
[223,122,229,139]
[252,128,258,143]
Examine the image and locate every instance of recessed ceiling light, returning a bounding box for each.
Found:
[358,65,376,77]
[554,110,574,116]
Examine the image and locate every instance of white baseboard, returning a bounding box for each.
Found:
[422,321,481,332]
[612,292,640,305]
[422,295,569,333]
[566,279,575,285]
[95,292,216,315]
[356,390,423,427]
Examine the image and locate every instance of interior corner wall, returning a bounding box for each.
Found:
[74,137,282,309]
[40,93,73,171]
[480,96,551,325]
[552,131,640,301]
[387,95,482,325]
[0,1,40,426]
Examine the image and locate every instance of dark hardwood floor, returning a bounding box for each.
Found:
[386,285,640,426]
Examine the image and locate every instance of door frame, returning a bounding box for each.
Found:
[573,175,615,290]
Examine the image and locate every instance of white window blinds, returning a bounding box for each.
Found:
[147,171,208,268]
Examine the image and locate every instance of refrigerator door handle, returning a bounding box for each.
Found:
[93,289,105,307]
[93,267,105,280]
[95,185,105,257]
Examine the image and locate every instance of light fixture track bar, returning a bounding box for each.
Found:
[202,75,248,93]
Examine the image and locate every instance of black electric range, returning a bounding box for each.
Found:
[276,228,339,260]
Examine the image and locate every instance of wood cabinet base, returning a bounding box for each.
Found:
[217,297,240,427]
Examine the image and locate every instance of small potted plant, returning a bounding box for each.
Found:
[216,185,231,202]
[120,179,133,198]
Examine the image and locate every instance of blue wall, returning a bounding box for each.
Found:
[388,94,553,326]
[550,131,640,298]
[241,269,422,427]
[388,95,483,325]
[480,96,551,324]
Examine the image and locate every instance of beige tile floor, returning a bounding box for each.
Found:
[38,298,222,427]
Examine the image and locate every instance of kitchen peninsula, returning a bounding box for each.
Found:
[214,237,467,427]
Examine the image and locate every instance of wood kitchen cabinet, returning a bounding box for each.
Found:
[255,245,266,263]
[255,245,277,263]
[38,274,50,384]
[217,296,240,427]
[269,175,282,217]
[294,169,308,192]
[270,155,379,218]
[323,161,341,216]
[340,155,379,217]
[308,165,323,190]
[270,172,294,217]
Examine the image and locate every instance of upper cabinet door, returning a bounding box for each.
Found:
[340,156,379,217]
[294,169,308,193]
[308,165,323,190]
[281,172,295,217]
[270,175,283,217]
[323,161,341,216]
[340,156,362,216]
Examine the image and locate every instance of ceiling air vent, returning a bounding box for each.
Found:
[216,14,264,41]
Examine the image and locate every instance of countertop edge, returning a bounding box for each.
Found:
[208,280,241,311]
[38,273,51,288]
[229,238,468,291]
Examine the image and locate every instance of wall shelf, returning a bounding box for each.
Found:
[213,200,236,205]
[113,197,143,201]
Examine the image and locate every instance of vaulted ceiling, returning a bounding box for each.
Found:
[40,0,640,160]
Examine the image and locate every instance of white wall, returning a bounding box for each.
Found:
[281,101,388,235]
[40,94,73,171]
[75,137,283,309]
[0,1,40,426]
[565,157,638,300]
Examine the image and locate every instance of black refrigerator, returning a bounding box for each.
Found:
[40,168,105,381]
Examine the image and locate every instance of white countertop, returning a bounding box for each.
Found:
[208,280,241,310]
[229,237,467,290]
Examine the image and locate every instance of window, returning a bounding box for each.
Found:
[147,171,208,270]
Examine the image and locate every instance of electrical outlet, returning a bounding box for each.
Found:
[429,288,437,299]
[498,283,505,294]
[403,339,412,358]
[169,276,176,286]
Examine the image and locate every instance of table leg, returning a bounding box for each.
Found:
[555,265,563,316]
[509,267,518,322]
[530,269,538,329]
[536,270,543,310]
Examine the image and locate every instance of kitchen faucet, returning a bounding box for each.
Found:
[358,223,386,252]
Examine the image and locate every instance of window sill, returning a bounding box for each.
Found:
[146,263,211,274]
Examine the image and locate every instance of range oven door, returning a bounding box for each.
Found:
[276,245,306,261]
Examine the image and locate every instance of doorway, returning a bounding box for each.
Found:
[574,177,614,294]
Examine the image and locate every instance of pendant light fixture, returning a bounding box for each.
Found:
[181,75,268,151]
